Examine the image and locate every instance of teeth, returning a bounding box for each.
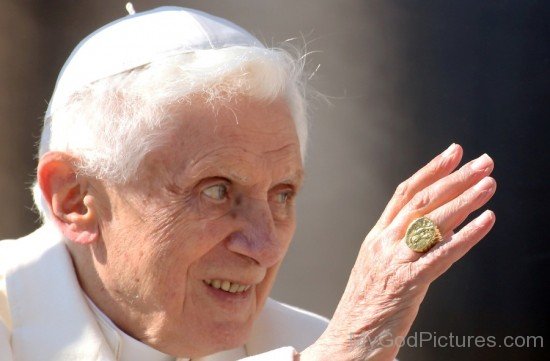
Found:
[229,283,240,292]
[205,279,251,294]
[221,280,231,291]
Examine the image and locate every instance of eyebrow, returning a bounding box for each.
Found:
[188,164,304,188]
[280,169,305,187]
[229,168,304,186]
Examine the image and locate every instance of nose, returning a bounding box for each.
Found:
[225,197,285,268]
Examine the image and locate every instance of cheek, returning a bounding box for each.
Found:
[197,199,232,220]
[275,218,297,248]
[255,263,284,311]
[101,220,195,302]
[153,215,234,279]
[152,193,234,252]
[196,212,240,246]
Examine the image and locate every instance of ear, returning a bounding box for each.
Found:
[37,152,99,244]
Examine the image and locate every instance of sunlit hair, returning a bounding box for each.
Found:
[33,46,309,222]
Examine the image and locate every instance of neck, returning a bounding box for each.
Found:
[66,239,159,347]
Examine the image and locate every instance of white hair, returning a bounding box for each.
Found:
[33,46,309,222]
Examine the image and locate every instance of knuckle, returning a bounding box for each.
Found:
[425,165,438,179]
[472,189,489,204]
[436,245,450,260]
[455,195,469,210]
[409,191,431,210]
[395,181,410,198]
[438,154,453,169]
[463,161,483,178]
[464,224,479,238]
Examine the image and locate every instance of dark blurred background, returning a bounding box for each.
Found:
[0,1,548,360]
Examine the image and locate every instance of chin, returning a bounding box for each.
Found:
[207,319,255,353]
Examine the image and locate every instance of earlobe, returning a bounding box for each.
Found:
[37,152,99,244]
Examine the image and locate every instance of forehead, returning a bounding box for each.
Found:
[154,96,303,182]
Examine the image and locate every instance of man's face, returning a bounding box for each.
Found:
[90,96,303,356]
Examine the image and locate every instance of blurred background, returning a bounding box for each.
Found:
[0,1,547,360]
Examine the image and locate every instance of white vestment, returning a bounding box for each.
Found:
[0,226,329,360]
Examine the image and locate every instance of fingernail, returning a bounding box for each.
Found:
[474,177,494,191]
[471,154,491,171]
[442,143,457,158]
[475,210,494,225]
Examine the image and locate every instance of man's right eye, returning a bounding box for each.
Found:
[202,184,228,201]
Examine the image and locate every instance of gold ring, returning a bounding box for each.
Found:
[405,216,442,253]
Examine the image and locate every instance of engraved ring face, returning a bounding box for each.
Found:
[405,216,442,253]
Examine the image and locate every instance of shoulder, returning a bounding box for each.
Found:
[261,298,330,334]
[1,229,44,323]
[0,225,63,267]
[246,298,329,355]
[0,226,65,327]
[0,226,67,299]
[0,241,12,331]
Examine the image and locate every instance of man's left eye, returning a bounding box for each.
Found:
[275,191,293,204]
[202,184,228,201]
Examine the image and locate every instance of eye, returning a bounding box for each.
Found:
[202,184,228,201]
[274,190,294,204]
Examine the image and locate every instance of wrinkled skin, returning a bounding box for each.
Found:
[39,96,304,357]
[39,94,496,359]
[301,144,496,360]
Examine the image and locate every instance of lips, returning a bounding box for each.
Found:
[204,279,251,293]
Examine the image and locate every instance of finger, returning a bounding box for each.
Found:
[415,209,496,280]
[376,143,463,228]
[395,175,495,263]
[430,176,496,236]
[391,153,494,232]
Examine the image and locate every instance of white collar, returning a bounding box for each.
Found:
[84,295,248,361]
[84,295,178,361]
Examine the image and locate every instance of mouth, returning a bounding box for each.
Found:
[204,279,252,294]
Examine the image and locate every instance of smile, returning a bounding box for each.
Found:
[204,279,251,294]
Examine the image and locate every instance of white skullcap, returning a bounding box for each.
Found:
[46,5,264,117]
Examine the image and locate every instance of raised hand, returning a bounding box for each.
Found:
[301,144,497,361]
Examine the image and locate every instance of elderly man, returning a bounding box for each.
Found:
[0,5,496,361]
